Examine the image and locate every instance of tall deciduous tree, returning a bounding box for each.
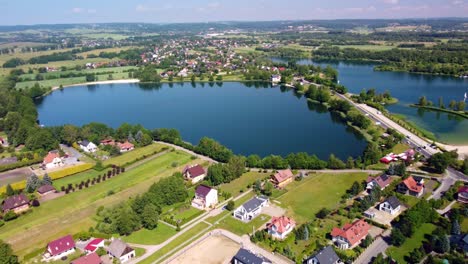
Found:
[0,240,19,264]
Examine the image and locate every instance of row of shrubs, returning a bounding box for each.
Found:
[0,157,42,173]
[60,166,125,194]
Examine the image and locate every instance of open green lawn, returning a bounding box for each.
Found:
[18,66,137,79]
[52,169,102,190]
[123,223,177,245]
[219,171,269,195]
[168,206,204,225]
[277,172,368,223]
[138,222,211,264]
[392,143,410,154]
[103,143,167,166]
[216,214,270,236]
[387,223,436,263]
[135,247,146,257]
[334,44,395,51]
[0,150,194,259]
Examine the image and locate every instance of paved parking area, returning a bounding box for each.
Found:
[262,204,286,218]
[368,225,384,238]
[366,205,407,226]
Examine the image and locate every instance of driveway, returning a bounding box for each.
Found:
[60,144,82,165]
[355,230,391,264]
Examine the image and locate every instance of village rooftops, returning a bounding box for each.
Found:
[195,184,214,198]
[43,151,60,164]
[232,248,272,264]
[2,193,29,212]
[37,185,56,195]
[108,239,134,258]
[402,176,423,193]
[85,238,104,252]
[47,235,75,256]
[271,169,293,183]
[384,196,401,209]
[366,174,392,189]
[71,252,101,264]
[331,219,370,247]
[184,164,205,178]
[304,246,341,264]
[267,216,296,234]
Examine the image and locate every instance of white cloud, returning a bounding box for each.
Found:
[452,0,465,6]
[382,0,399,4]
[72,7,84,13]
[72,7,97,14]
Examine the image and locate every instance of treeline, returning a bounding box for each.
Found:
[3,52,77,67]
[96,173,187,235]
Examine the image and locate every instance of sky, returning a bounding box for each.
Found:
[1,0,467,25]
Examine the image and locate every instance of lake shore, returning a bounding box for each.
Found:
[51,79,140,91]
[438,143,468,159]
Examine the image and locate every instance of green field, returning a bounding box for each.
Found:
[0,150,194,258]
[219,171,269,195]
[103,143,167,166]
[277,172,368,223]
[18,66,137,80]
[15,72,133,89]
[123,223,177,245]
[387,223,436,263]
[216,214,270,236]
[52,169,102,190]
[334,44,395,51]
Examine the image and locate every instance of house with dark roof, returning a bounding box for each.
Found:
[71,252,102,264]
[397,176,424,197]
[366,174,392,191]
[231,248,272,264]
[2,193,30,213]
[183,164,206,184]
[270,169,294,189]
[267,216,296,240]
[379,196,401,215]
[191,185,218,210]
[303,246,342,264]
[331,219,370,250]
[233,196,268,222]
[44,235,76,261]
[79,140,97,153]
[108,239,135,263]
[458,186,468,204]
[37,185,56,196]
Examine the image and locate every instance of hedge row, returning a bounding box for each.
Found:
[48,163,94,180]
[0,157,42,173]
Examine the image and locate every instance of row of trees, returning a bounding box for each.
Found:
[418,96,466,112]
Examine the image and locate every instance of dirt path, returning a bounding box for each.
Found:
[154,141,218,164]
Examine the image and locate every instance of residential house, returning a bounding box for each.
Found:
[108,239,135,263]
[44,235,76,261]
[84,238,105,253]
[79,140,98,153]
[233,196,268,222]
[117,141,134,152]
[271,74,281,83]
[231,248,272,264]
[0,137,5,145]
[191,185,218,210]
[331,219,370,250]
[100,138,115,146]
[183,164,206,183]
[71,252,102,264]
[366,174,392,191]
[37,185,56,196]
[43,151,63,169]
[2,194,30,213]
[379,196,401,215]
[270,169,294,189]
[458,186,468,204]
[303,246,342,264]
[267,216,296,240]
[397,176,424,197]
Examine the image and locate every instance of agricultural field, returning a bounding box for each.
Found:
[219,171,269,195]
[333,44,396,51]
[103,143,168,166]
[52,168,102,190]
[0,150,195,259]
[123,223,177,245]
[387,223,437,263]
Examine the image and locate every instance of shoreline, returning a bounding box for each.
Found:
[50,79,141,91]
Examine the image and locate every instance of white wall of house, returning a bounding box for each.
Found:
[332,236,350,250]
[190,174,205,184]
[268,225,294,240]
[45,157,63,169]
[45,247,75,261]
[205,189,218,208]
[119,250,135,263]
[379,202,400,215]
[80,142,97,153]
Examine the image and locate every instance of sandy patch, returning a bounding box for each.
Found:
[51,79,140,91]
[167,235,240,264]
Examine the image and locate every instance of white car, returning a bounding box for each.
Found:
[375,122,381,125]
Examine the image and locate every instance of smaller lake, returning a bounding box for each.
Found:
[272,58,468,144]
[36,82,367,159]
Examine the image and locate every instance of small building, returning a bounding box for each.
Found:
[366,174,392,191]
[191,185,218,210]
[271,74,281,83]
[117,141,134,152]
[44,235,76,261]
[79,140,98,153]
[303,246,342,264]
[100,138,115,146]
[2,193,30,213]
[379,196,401,215]
[108,239,135,263]
[0,137,5,145]
[84,238,105,253]
[233,196,268,222]
[37,185,56,196]
[267,216,296,240]
[397,176,424,197]
[331,219,370,250]
[231,248,272,264]
[43,151,63,169]
[270,169,294,189]
[363,210,375,219]
[183,164,206,184]
[458,186,468,204]
[71,252,102,264]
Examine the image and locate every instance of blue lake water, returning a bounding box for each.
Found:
[36,82,367,159]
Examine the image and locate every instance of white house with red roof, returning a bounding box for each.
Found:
[183,164,206,184]
[117,141,134,152]
[270,169,294,188]
[366,174,392,191]
[43,235,76,261]
[267,216,296,240]
[192,185,218,210]
[331,219,370,250]
[42,150,64,169]
[85,238,105,253]
[397,176,424,197]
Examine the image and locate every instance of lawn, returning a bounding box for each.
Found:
[277,172,368,223]
[216,214,270,236]
[334,44,395,51]
[392,143,410,154]
[205,192,255,224]
[52,169,102,190]
[103,143,167,167]
[462,217,468,233]
[219,171,269,195]
[387,223,436,263]
[0,150,194,259]
[123,223,177,245]
[18,66,137,80]
[138,222,211,264]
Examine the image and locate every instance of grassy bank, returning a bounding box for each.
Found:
[409,104,468,119]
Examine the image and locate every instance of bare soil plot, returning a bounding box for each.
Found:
[0,167,32,186]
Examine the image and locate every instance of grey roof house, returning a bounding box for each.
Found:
[233,196,268,222]
[303,246,342,264]
[108,239,135,263]
[231,248,272,264]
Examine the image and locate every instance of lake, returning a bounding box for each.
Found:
[273,58,468,145]
[36,82,367,159]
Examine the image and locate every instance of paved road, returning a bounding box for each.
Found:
[436,200,457,215]
[355,230,391,264]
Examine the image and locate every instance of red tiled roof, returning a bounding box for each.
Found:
[184,165,205,178]
[71,252,101,264]
[402,176,423,193]
[85,238,104,252]
[2,194,29,211]
[118,141,134,150]
[331,219,370,247]
[47,235,75,256]
[43,151,60,164]
[271,169,293,184]
[267,216,296,234]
